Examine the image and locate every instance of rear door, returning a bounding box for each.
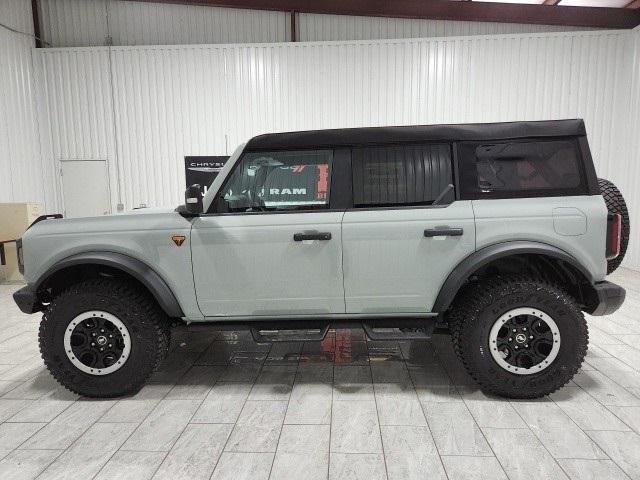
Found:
[341,143,475,314]
[191,149,348,318]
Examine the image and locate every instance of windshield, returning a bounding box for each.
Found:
[202,143,245,212]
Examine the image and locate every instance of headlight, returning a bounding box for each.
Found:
[16,239,24,274]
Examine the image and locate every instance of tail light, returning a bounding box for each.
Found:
[606,213,622,260]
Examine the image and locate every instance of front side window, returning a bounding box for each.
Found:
[217,150,332,212]
[351,143,454,207]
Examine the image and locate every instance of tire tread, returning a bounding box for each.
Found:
[448,275,587,399]
[39,278,170,398]
[599,178,630,274]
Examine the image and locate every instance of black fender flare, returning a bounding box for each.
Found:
[432,241,594,314]
[35,251,184,318]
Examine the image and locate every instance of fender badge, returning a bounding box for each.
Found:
[172,235,186,247]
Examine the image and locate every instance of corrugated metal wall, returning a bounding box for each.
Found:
[297,13,596,42]
[38,0,110,48]
[35,48,116,211]
[625,26,640,269]
[38,0,290,47]
[37,0,599,48]
[33,29,640,269]
[0,0,46,206]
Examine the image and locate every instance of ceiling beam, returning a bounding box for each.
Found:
[542,0,561,5]
[625,0,640,9]
[125,0,640,29]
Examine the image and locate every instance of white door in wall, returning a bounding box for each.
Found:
[60,160,111,218]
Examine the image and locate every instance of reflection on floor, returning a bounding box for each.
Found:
[0,268,640,479]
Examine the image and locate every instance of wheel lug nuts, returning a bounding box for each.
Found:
[512,329,516,332]
[92,333,96,336]
[108,344,112,347]
[91,342,95,346]
[514,346,519,349]
[100,348,104,351]
[529,335,534,339]
[508,337,513,342]
[525,344,529,348]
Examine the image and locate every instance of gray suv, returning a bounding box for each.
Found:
[12,119,629,399]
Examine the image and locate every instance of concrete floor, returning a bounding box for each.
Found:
[0,269,640,479]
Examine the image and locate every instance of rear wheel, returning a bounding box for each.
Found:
[449,276,587,398]
[39,278,171,397]
[599,178,630,274]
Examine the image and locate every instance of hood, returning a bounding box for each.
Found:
[121,207,176,215]
[22,207,191,239]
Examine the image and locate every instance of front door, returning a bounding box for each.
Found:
[342,143,476,314]
[191,149,346,317]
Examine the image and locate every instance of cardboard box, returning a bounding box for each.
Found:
[0,203,43,283]
[0,203,43,241]
[1,243,20,283]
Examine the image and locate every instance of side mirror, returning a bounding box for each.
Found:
[185,184,203,214]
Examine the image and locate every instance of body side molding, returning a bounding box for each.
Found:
[35,252,184,318]
[432,241,594,314]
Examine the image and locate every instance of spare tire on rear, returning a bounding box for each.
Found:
[599,178,630,274]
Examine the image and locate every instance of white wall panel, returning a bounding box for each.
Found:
[298,13,596,42]
[621,26,640,269]
[37,0,599,48]
[38,0,109,48]
[0,0,36,33]
[107,1,289,46]
[38,0,289,47]
[0,0,47,207]
[34,29,640,268]
[34,48,116,212]
[109,45,229,208]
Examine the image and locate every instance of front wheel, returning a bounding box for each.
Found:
[448,276,587,399]
[39,278,171,398]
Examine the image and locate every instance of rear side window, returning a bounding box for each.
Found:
[351,144,453,207]
[459,139,587,199]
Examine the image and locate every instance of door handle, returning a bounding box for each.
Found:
[424,227,464,238]
[293,232,332,241]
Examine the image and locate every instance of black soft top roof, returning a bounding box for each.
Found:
[245,119,586,151]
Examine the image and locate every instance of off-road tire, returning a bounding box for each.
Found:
[448,275,587,399]
[599,178,630,274]
[39,278,171,398]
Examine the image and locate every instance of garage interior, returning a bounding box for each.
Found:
[2,0,640,479]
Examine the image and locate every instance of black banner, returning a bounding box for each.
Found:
[184,156,229,196]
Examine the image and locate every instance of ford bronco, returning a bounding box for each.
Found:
[12,119,629,399]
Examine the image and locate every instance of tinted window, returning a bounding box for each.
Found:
[458,139,587,199]
[475,141,581,192]
[352,144,453,207]
[219,150,332,212]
